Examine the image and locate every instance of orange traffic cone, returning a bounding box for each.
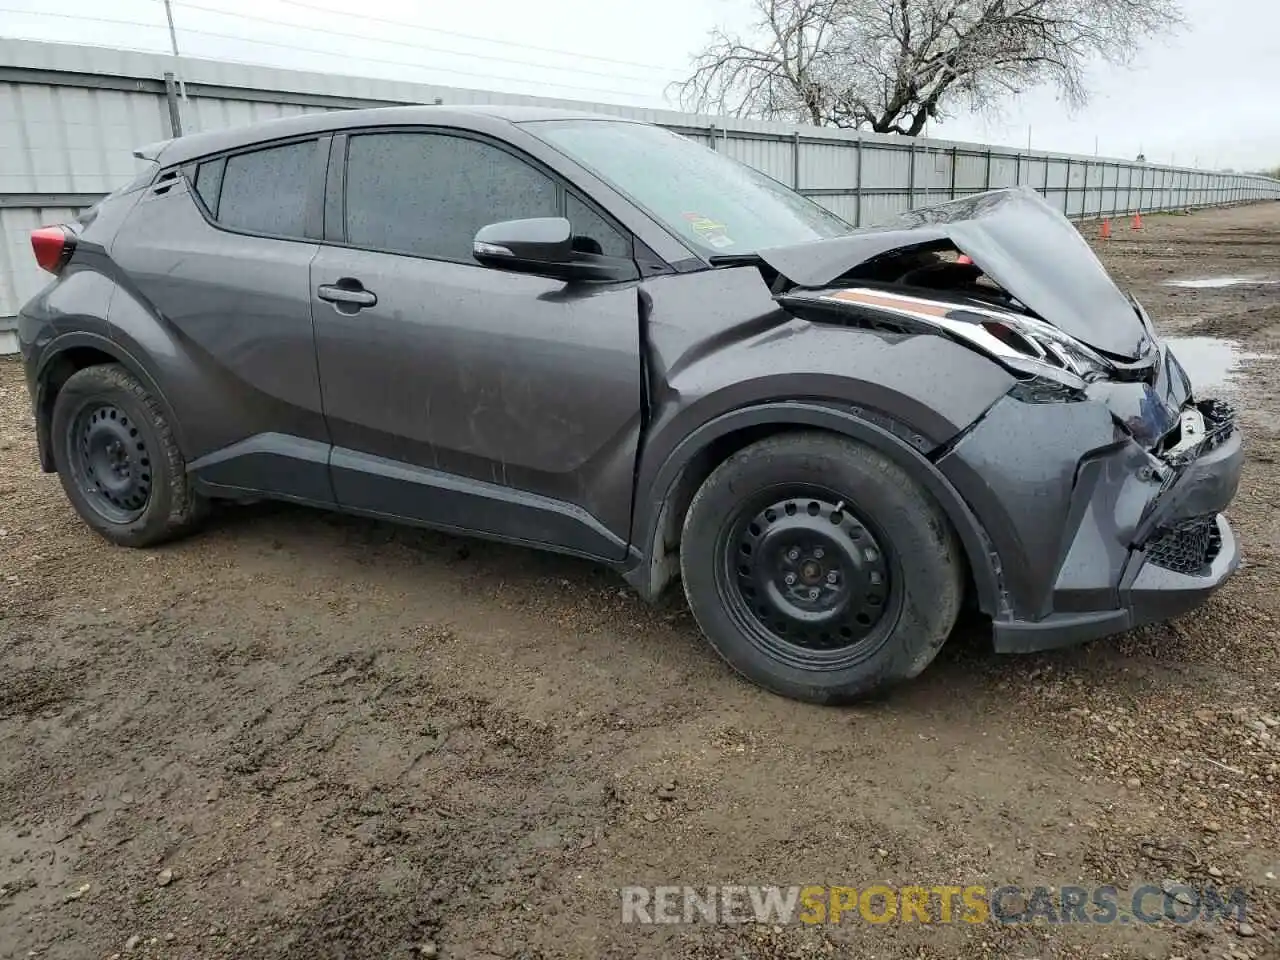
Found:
[1100,219,1112,240]
[1132,211,1143,231]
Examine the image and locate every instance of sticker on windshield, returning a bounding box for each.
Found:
[683,212,736,249]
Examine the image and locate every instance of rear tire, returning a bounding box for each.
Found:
[679,432,963,704]
[50,364,205,547]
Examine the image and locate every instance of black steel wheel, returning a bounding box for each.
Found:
[719,488,901,669]
[680,432,964,704]
[67,402,154,524]
[50,363,205,547]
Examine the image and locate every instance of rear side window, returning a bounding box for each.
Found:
[209,141,315,238]
[344,132,559,260]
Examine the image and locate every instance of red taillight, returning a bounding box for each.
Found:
[31,225,74,274]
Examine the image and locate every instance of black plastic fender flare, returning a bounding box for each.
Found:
[629,401,1003,616]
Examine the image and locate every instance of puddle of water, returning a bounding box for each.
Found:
[1165,336,1269,391]
[1164,277,1278,289]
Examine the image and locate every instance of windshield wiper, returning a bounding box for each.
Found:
[708,253,763,267]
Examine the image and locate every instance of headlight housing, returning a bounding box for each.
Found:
[817,287,1121,397]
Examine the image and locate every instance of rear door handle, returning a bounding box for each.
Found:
[317,280,377,309]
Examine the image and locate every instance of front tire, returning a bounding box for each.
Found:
[680,432,964,704]
[50,364,205,547]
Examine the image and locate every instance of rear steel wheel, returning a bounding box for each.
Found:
[50,363,205,547]
[67,402,153,524]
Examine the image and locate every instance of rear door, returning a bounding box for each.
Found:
[109,136,332,501]
[311,128,644,559]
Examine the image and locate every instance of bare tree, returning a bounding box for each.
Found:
[675,0,1184,135]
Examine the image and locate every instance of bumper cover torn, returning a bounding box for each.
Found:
[940,393,1242,654]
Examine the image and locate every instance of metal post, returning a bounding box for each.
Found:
[163,0,180,58]
[709,123,717,151]
[1063,158,1071,214]
[163,71,183,138]
[162,0,187,103]
[1081,160,1089,220]
[907,141,916,209]
[984,148,992,190]
[1015,153,1021,187]
[949,147,958,201]
[792,131,801,190]
[854,138,864,227]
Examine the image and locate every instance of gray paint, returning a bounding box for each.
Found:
[637,266,1015,459]
[16,103,1247,661]
[1132,431,1244,542]
[941,383,1241,625]
[311,245,643,549]
[107,181,331,459]
[937,397,1123,620]
[758,188,1152,359]
[1051,442,1166,612]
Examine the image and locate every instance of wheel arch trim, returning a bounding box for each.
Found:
[630,401,1003,615]
[33,331,186,472]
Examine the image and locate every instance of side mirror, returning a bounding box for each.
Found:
[473,217,573,268]
[473,217,638,283]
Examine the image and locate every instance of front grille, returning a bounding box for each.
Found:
[1144,515,1222,575]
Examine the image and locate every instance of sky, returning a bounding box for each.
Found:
[2,0,1277,170]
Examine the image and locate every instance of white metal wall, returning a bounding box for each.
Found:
[0,206,80,318]
[2,37,1279,322]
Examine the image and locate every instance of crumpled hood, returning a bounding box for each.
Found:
[756,187,1153,361]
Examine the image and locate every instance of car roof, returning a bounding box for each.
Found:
[136,104,640,167]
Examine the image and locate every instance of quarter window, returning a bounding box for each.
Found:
[193,157,225,215]
[566,192,630,258]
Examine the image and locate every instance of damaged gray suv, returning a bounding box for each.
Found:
[19,106,1242,703]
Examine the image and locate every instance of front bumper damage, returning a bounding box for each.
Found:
[936,377,1242,653]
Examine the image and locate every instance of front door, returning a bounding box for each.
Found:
[311,129,643,559]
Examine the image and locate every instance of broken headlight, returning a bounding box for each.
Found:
[973,315,1111,382]
[905,306,1106,399]
[815,288,1116,400]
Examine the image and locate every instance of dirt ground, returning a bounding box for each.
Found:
[2,203,1280,960]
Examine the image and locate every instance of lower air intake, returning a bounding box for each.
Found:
[1143,515,1222,576]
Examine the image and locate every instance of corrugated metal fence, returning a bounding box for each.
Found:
[3,37,1279,325]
